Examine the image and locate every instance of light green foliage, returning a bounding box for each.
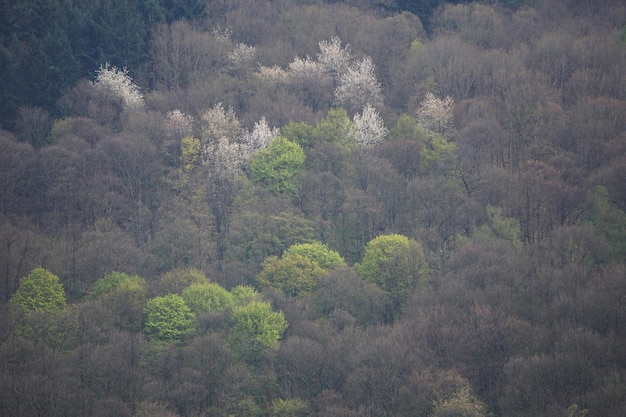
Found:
[230,285,261,306]
[90,271,146,300]
[144,294,196,344]
[270,398,309,417]
[181,282,234,313]
[9,267,66,312]
[421,134,457,176]
[355,234,428,311]
[180,136,201,172]
[283,241,346,271]
[314,108,355,148]
[388,113,428,142]
[257,254,327,297]
[228,301,287,361]
[249,136,306,196]
[410,39,424,52]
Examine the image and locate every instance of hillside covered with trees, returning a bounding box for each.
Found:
[1,0,626,416]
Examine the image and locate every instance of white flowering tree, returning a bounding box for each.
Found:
[200,103,242,145]
[415,93,457,176]
[334,57,383,114]
[353,104,388,148]
[204,137,249,180]
[416,92,455,137]
[93,63,144,110]
[164,110,193,139]
[287,56,333,109]
[200,103,278,178]
[226,42,257,75]
[257,65,288,86]
[240,117,280,154]
[317,36,352,78]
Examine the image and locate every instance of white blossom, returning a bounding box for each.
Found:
[239,117,280,153]
[257,65,288,85]
[200,103,242,144]
[416,93,455,137]
[226,43,257,74]
[286,56,333,108]
[203,137,248,179]
[317,36,351,78]
[353,104,388,148]
[334,57,383,114]
[211,26,232,43]
[164,110,193,139]
[93,63,144,110]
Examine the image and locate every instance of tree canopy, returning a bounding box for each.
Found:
[9,267,66,312]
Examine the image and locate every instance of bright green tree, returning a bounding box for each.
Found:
[89,271,146,299]
[228,300,287,362]
[314,107,355,148]
[257,254,327,297]
[9,267,66,312]
[144,294,196,344]
[283,241,346,270]
[181,282,234,313]
[230,285,261,306]
[355,234,428,314]
[249,136,305,196]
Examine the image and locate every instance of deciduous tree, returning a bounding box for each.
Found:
[355,234,428,315]
[257,254,326,297]
[250,137,305,196]
[334,57,383,114]
[144,294,195,344]
[93,64,144,111]
[353,104,388,148]
[9,267,66,313]
[181,282,234,313]
[228,301,287,363]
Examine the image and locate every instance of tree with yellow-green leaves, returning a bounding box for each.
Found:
[9,267,66,313]
[355,234,428,315]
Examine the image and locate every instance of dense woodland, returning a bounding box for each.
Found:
[2,0,626,416]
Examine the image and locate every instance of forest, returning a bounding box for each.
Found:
[1,0,626,416]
